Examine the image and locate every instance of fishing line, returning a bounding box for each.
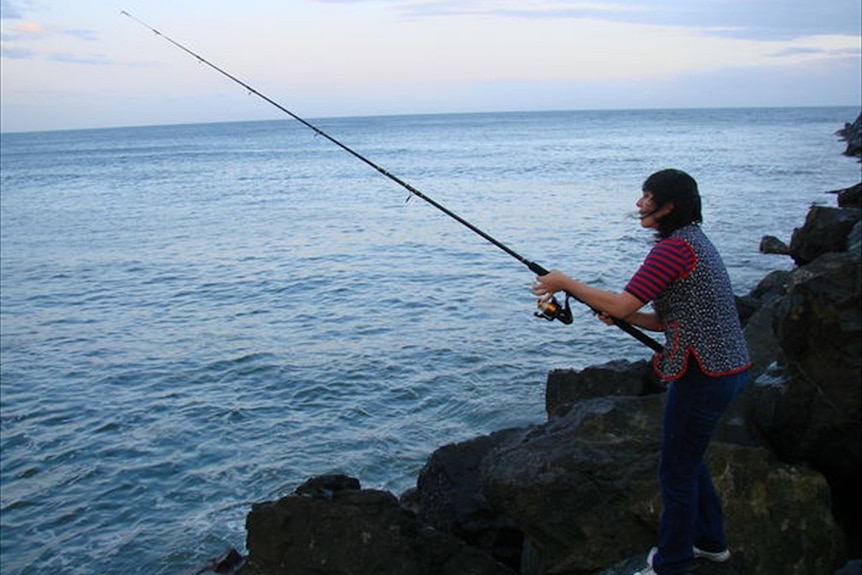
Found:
[121,11,663,353]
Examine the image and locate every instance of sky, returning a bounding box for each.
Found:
[1,0,860,133]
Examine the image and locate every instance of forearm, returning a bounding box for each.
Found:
[553,276,645,321]
[533,269,661,323]
[533,270,665,332]
[578,285,663,331]
[565,279,628,316]
[619,310,663,332]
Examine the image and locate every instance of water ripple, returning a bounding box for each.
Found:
[2,108,859,575]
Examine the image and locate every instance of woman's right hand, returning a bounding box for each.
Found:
[595,311,615,326]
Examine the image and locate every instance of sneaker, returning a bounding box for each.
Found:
[633,548,658,575]
[693,546,731,562]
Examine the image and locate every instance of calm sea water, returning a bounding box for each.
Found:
[1,107,859,574]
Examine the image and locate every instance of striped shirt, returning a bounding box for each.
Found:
[624,237,697,304]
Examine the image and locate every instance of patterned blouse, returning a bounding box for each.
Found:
[624,224,751,381]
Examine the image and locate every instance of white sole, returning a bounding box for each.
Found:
[693,547,731,562]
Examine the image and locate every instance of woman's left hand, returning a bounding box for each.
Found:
[532,269,570,297]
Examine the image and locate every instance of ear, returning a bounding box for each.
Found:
[656,201,675,218]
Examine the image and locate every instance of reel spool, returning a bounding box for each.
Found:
[535,294,573,324]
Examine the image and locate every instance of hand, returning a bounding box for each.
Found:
[531,269,570,297]
[595,311,615,326]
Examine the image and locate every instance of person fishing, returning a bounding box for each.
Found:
[122,19,744,572]
[532,169,751,575]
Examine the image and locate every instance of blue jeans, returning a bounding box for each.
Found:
[652,364,749,575]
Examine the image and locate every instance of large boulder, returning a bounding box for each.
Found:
[482,395,664,574]
[759,234,790,255]
[244,475,515,575]
[736,269,791,378]
[774,251,862,397]
[479,395,846,575]
[847,221,862,252]
[544,359,659,418]
[788,205,861,265]
[835,112,861,159]
[749,363,861,556]
[406,428,525,571]
[836,182,862,209]
[748,251,862,556]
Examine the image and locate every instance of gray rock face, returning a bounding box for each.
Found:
[245,475,516,575]
[835,113,861,159]
[478,395,844,575]
[789,205,861,266]
[481,395,665,573]
[544,359,659,418]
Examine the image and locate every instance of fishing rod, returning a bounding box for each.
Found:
[121,11,664,353]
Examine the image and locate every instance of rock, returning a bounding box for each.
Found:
[735,294,761,327]
[715,272,793,450]
[294,474,361,499]
[245,477,516,575]
[188,548,246,575]
[738,270,791,379]
[738,245,862,554]
[835,559,862,575]
[741,299,783,382]
[407,428,525,571]
[482,395,664,574]
[788,205,861,265]
[738,249,862,555]
[748,269,793,302]
[544,359,660,418]
[480,395,846,575]
[835,112,861,159]
[847,221,862,252]
[748,361,860,550]
[759,234,790,255]
[774,251,861,408]
[708,442,846,574]
[595,553,744,575]
[735,269,791,328]
[836,182,862,208]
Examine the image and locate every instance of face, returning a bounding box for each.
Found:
[636,191,672,229]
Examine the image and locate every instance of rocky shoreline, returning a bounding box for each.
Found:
[204,116,861,575]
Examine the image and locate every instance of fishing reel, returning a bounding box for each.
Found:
[535,294,574,324]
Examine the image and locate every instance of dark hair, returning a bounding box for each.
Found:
[642,169,702,238]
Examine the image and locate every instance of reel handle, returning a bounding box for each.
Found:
[529,261,573,324]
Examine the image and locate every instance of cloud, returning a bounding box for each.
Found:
[0,3,102,64]
[48,51,112,65]
[315,0,862,41]
[3,20,49,39]
[0,0,28,20]
[0,44,31,58]
[61,28,96,41]
[656,0,862,40]
[3,19,95,42]
[770,45,860,59]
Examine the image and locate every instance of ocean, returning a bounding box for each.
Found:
[1,107,859,574]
